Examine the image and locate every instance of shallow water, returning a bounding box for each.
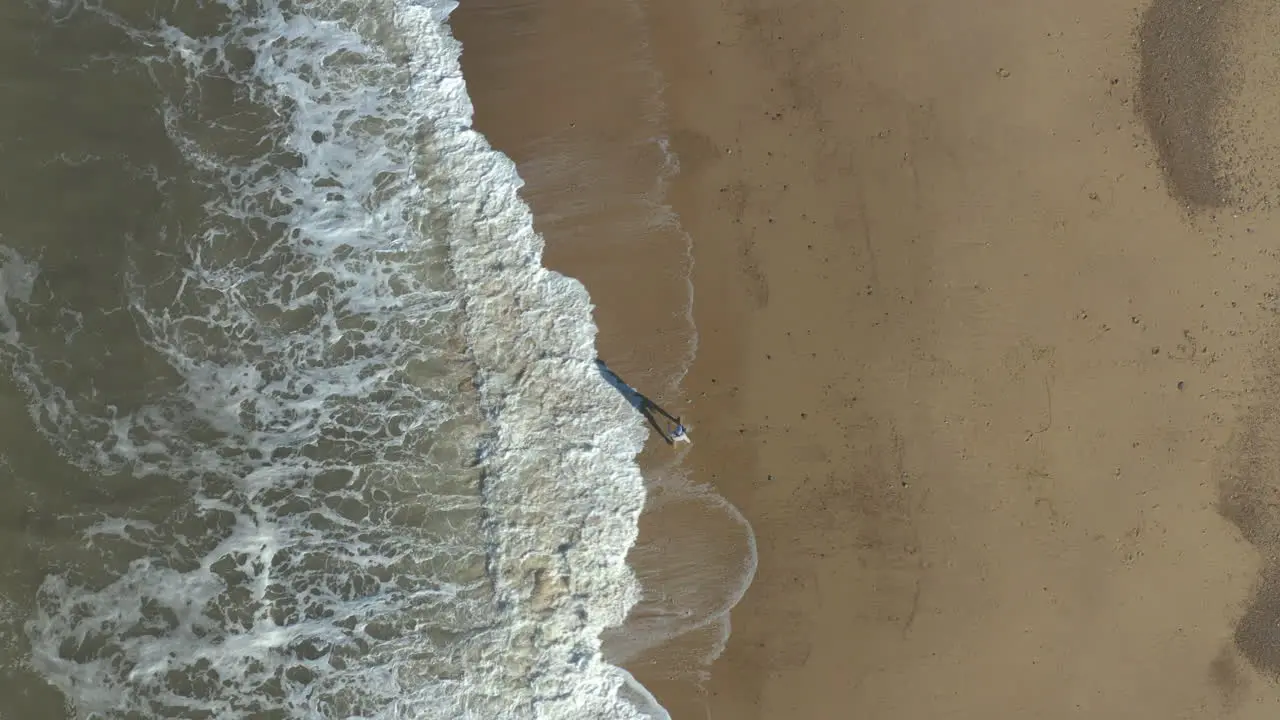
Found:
[450,0,757,707]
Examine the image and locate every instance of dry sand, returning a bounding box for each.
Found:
[458,0,1280,717]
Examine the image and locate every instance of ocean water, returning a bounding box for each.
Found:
[0,0,661,717]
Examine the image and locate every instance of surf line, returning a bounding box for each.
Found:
[596,358,690,446]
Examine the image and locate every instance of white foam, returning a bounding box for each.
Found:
[395,2,653,716]
[10,0,657,717]
[0,246,37,345]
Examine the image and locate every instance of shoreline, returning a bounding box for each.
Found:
[450,1,754,715]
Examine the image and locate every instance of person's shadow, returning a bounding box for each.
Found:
[596,358,681,445]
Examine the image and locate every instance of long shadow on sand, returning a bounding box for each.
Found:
[595,358,681,445]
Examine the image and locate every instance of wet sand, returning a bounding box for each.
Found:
[452,0,750,709]
[459,0,1280,717]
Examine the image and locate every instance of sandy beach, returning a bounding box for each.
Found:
[458,0,1280,717]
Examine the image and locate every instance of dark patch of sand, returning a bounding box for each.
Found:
[1135,0,1231,207]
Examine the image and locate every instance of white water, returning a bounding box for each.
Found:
[6,0,658,717]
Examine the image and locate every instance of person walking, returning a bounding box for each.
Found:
[669,421,691,445]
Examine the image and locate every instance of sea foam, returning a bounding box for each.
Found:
[10,0,656,717]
